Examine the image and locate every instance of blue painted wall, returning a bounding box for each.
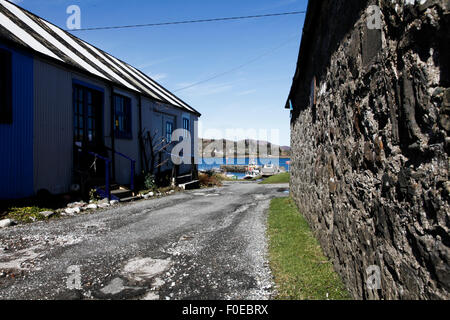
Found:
[0,43,34,199]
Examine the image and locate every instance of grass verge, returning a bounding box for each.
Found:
[268,197,350,300]
[260,172,290,184]
[4,206,52,223]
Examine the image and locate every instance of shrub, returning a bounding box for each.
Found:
[6,207,51,223]
[199,173,223,188]
[144,174,156,190]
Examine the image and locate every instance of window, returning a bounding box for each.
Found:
[74,85,102,145]
[114,94,132,139]
[0,49,12,124]
[183,117,190,138]
[166,121,173,143]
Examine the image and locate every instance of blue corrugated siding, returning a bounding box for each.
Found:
[0,44,34,199]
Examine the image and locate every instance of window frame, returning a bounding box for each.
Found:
[113,94,132,140]
[0,48,13,125]
[166,121,174,143]
[183,117,190,138]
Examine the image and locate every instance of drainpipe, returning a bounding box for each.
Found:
[110,84,116,181]
[138,94,143,175]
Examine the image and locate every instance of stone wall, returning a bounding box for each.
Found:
[289,0,449,299]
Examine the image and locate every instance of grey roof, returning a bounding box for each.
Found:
[0,0,200,116]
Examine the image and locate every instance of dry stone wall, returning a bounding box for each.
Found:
[290,0,449,299]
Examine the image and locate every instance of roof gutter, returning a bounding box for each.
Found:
[284,0,322,109]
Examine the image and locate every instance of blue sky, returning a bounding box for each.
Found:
[12,0,307,146]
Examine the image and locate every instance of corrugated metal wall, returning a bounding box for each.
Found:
[141,98,198,176]
[111,88,141,185]
[33,58,73,194]
[30,56,198,196]
[0,43,34,200]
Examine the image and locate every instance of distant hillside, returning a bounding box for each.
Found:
[199,139,291,157]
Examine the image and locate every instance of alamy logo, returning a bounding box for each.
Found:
[366,265,381,290]
[367,1,427,30]
[66,5,81,30]
[367,5,382,30]
[66,265,82,290]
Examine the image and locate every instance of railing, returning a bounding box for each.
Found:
[75,145,112,200]
[105,147,136,192]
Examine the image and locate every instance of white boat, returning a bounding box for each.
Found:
[243,163,261,180]
[261,163,277,177]
[243,171,260,180]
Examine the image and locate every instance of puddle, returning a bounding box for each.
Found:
[0,246,43,271]
[122,257,171,282]
[101,278,133,295]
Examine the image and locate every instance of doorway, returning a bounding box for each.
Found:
[73,84,105,179]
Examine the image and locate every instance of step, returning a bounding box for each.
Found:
[179,180,200,190]
[111,188,133,200]
[176,174,193,185]
[119,196,141,203]
[97,184,120,191]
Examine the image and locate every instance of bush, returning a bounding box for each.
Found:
[144,174,156,190]
[205,170,215,177]
[199,173,223,188]
[6,207,52,223]
[89,188,101,201]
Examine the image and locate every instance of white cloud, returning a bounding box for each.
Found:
[177,81,233,97]
[236,89,257,96]
[148,73,168,82]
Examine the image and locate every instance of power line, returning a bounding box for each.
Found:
[173,34,300,93]
[69,11,306,31]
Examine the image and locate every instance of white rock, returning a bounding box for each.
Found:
[86,204,98,210]
[41,211,55,218]
[0,219,12,228]
[110,200,119,206]
[65,207,81,215]
[98,203,110,208]
[143,194,150,200]
[148,192,154,197]
[67,201,86,208]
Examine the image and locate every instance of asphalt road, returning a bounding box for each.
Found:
[0,182,289,300]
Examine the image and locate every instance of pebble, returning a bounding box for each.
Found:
[65,207,81,215]
[99,198,110,205]
[41,211,55,218]
[0,219,13,228]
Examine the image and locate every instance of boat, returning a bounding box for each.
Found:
[261,163,277,177]
[243,171,260,180]
[243,163,261,180]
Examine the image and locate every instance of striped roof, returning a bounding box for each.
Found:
[0,0,200,115]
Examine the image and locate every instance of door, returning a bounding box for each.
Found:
[73,84,105,178]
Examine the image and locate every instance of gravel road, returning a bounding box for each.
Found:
[0,182,289,300]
